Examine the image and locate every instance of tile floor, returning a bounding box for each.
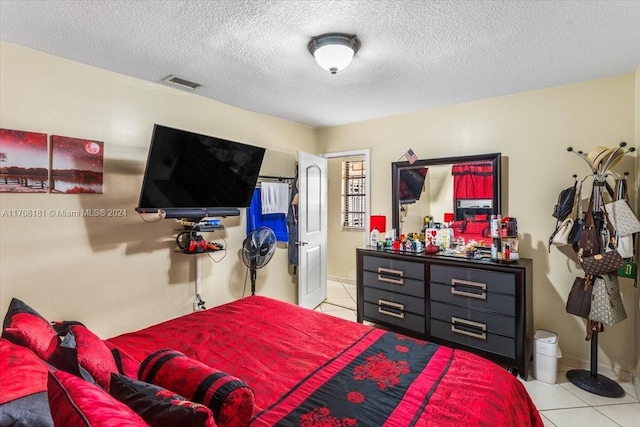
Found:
[315,280,640,427]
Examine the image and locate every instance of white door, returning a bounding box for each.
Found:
[297,152,327,309]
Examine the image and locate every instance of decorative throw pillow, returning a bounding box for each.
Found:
[104,341,141,379]
[464,220,489,235]
[450,220,466,232]
[0,392,53,427]
[1,298,62,365]
[139,349,254,427]
[47,371,148,427]
[0,338,54,427]
[60,325,118,390]
[464,213,490,222]
[109,373,216,427]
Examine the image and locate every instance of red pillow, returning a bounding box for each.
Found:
[0,338,55,426]
[47,371,148,427]
[1,298,62,364]
[105,341,141,379]
[60,325,118,390]
[0,338,52,404]
[109,373,216,427]
[450,220,466,231]
[139,349,254,427]
[464,221,489,235]
[475,214,488,221]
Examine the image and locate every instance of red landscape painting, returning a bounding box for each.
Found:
[51,135,104,194]
[0,128,49,193]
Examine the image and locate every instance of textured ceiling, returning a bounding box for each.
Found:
[1,0,639,128]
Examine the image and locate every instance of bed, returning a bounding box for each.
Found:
[109,296,542,426]
[2,296,542,426]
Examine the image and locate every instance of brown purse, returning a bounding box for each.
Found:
[565,276,592,318]
[576,185,601,257]
[580,250,625,275]
[577,183,624,275]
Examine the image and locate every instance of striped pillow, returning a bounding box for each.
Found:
[109,373,216,427]
[139,349,254,427]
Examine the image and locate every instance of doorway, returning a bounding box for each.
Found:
[314,149,370,321]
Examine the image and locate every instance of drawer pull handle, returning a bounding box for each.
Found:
[378,267,404,285]
[378,307,405,319]
[451,316,487,331]
[451,317,487,340]
[379,299,404,311]
[451,278,487,300]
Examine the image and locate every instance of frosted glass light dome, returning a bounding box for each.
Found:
[308,33,361,75]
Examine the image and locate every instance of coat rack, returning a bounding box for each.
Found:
[563,142,635,398]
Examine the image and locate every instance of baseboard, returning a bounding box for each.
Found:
[559,355,634,383]
[327,275,356,285]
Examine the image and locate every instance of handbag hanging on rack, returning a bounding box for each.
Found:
[568,180,585,245]
[608,176,637,259]
[565,276,592,318]
[576,183,625,275]
[550,179,581,249]
[576,184,602,257]
[589,274,627,326]
[552,181,577,221]
[604,175,640,237]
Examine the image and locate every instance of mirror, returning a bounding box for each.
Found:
[391,153,501,239]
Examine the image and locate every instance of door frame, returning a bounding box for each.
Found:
[322,149,371,246]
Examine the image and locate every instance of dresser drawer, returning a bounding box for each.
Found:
[363,255,424,281]
[363,302,425,334]
[431,318,515,359]
[364,287,425,316]
[430,264,516,296]
[430,282,515,316]
[363,271,425,298]
[430,301,515,338]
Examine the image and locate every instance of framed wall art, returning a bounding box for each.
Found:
[51,135,104,194]
[0,128,49,193]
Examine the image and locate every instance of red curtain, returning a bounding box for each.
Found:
[452,162,493,199]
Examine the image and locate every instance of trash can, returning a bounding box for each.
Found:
[533,330,562,384]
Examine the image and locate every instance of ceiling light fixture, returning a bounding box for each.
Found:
[308,33,361,75]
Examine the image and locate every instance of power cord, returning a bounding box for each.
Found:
[193,293,206,311]
[241,268,249,298]
[138,209,166,223]
[207,235,227,263]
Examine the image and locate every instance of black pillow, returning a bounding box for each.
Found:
[109,373,215,427]
[0,392,53,427]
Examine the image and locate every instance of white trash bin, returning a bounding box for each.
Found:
[533,330,562,384]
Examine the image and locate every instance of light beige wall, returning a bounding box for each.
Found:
[318,74,638,372]
[326,157,364,282]
[0,42,316,339]
[635,65,640,392]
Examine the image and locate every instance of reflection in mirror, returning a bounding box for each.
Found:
[392,153,501,241]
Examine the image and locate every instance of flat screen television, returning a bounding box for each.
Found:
[398,167,428,204]
[136,124,266,218]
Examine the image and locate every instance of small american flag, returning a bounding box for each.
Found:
[404,148,418,164]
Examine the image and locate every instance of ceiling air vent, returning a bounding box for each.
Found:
[160,75,202,91]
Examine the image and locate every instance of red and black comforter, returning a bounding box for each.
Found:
[108,296,542,427]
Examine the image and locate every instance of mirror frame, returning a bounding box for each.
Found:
[391,153,502,234]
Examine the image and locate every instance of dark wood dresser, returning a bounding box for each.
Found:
[356,247,533,380]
